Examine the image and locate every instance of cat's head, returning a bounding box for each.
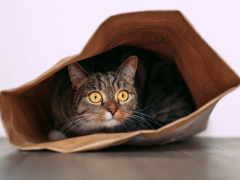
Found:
[68,56,138,133]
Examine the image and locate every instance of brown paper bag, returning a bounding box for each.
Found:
[0,11,239,153]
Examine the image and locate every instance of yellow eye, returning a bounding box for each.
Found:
[117,91,129,102]
[89,92,102,103]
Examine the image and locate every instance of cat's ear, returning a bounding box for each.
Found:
[116,56,138,81]
[68,62,89,89]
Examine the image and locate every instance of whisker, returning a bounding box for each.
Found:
[132,114,162,127]
[127,117,144,130]
[121,121,129,132]
[122,111,162,130]
[58,113,99,123]
[59,115,93,135]
[60,118,87,136]
[64,120,85,136]
[129,116,154,130]
[125,120,138,131]
[136,103,154,112]
[132,111,162,126]
[71,120,93,137]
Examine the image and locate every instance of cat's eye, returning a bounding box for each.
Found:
[117,91,129,102]
[89,92,102,103]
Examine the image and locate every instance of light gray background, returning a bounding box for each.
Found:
[0,0,239,137]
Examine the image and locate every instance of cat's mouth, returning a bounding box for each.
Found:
[104,112,121,127]
[102,118,119,127]
[102,112,127,127]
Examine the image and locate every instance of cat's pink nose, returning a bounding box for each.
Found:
[108,107,117,116]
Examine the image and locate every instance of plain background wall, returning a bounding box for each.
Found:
[0,0,239,137]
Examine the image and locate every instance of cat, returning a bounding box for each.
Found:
[48,46,195,141]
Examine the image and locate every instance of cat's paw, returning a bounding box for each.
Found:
[48,130,67,141]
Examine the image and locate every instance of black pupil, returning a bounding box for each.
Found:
[121,93,124,98]
[94,94,97,99]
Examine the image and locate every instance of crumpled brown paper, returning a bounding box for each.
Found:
[0,11,239,153]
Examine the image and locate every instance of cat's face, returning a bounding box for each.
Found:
[68,56,138,133]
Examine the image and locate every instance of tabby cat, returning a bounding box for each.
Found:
[48,46,195,141]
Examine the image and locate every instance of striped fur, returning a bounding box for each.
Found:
[49,58,138,140]
[48,46,195,141]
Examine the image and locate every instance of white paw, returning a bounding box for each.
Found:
[48,130,67,141]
